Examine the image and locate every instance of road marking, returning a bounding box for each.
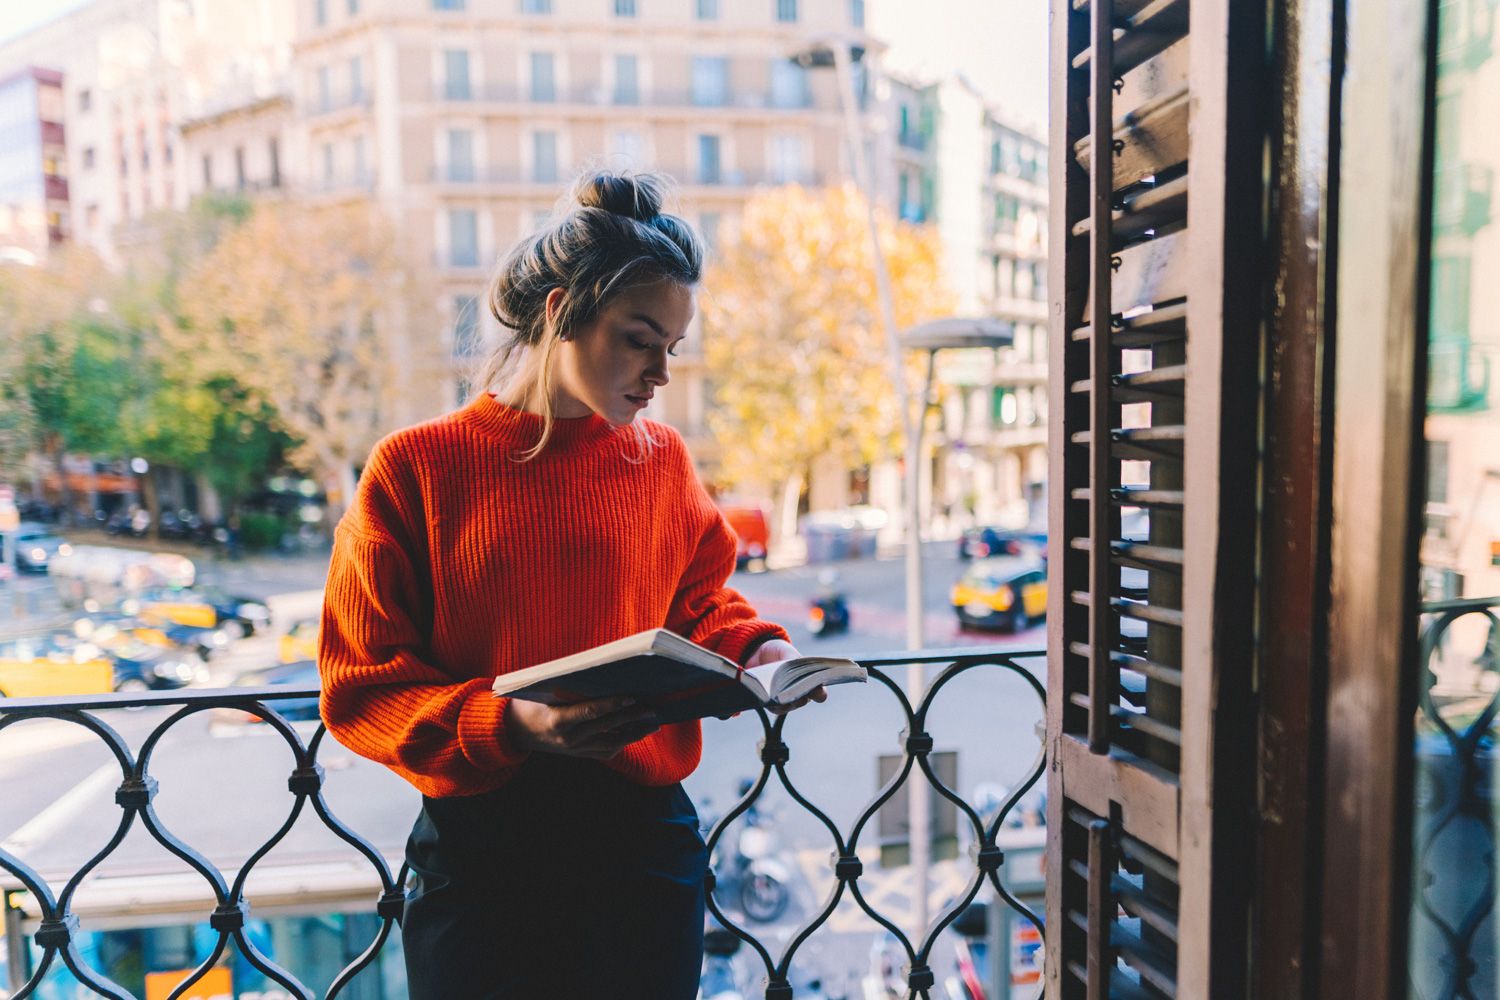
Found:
[2,761,119,856]
[0,721,102,767]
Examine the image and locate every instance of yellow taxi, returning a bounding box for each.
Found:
[950,556,1048,632]
[0,636,115,699]
[279,618,320,664]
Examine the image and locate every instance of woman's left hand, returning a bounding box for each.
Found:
[745,639,827,715]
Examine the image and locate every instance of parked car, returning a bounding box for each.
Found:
[0,636,115,699]
[128,586,271,638]
[75,613,229,665]
[77,629,203,692]
[212,659,321,728]
[950,556,1048,632]
[957,526,1047,561]
[719,503,770,571]
[13,522,71,574]
[279,618,320,664]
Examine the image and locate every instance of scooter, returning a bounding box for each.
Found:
[808,570,851,638]
[700,781,794,923]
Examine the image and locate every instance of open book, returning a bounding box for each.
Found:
[491,629,867,724]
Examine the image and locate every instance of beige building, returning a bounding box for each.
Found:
[882,72,1049,531]
[282,0,879,435]
[1421,5,1500,603]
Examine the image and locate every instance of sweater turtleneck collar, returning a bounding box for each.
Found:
[461,392,619,454]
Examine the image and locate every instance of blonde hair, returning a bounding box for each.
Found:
[478,169,704,460]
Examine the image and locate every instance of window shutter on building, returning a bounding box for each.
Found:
[1046,0,1263,995]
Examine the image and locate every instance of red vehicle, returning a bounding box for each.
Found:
[719,503,770,571]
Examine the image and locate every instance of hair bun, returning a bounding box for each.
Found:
[574,170,664,222]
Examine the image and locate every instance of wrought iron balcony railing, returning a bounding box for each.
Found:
[0,647,1047,1000]
[1412,596,1500,1000]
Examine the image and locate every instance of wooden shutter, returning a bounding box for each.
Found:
[1045,0,1264,996]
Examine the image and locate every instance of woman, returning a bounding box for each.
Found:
[317,170,821,999]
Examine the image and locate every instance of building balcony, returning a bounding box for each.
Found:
[0,647,1046,999]
[306,172,376,198]
[1434,162,1493,237]
[306,91,373,119]
[1428,333,1492,413]
[427,82,818,114]
[1437,0,1498,72]
[425,163,824,192]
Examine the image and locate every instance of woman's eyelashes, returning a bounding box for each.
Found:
[627,333,680,357]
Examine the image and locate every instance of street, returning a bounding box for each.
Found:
[0,540,1048,997]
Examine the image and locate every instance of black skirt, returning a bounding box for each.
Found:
[401,754,708,1000]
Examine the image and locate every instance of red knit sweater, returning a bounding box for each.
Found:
[317,393,788,798]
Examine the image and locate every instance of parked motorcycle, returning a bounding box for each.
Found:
[808,570,850,638]
[700,781,794,923]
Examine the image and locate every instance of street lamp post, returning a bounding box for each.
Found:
[790,37,1015,940]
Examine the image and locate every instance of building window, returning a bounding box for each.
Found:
[85,204,98,230]
[448,128,475,181]
[322,142,335,184]
[614,54,639,104]
[82,147,95,169]
[851,0,865,27]
[315,0,327,25]
[164,142,173,164]
[691,56,729,106]
[269,138,281,187]
[433,0,465,9]
[776,0,798,22]
[611,129,645,168]
[697,134,722,184]
[353,135,367,181]
[615,0,636,13]
[530,52,556,102]
[453,295,481,358]
[521,0,551,12]
[700,212,721,252]
[202,154,212,189]
[317,65,332,111]
[770,60,808,108]
[769,133,808,184]
[349,56,364,101]
[78,88,91,112]
[533,131,559,182]
[444,49,472,100]
[449,208,479,266]
[348,0,359,11]
[697,0,719,16]
[234,146,246,190]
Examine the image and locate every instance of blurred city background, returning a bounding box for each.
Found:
[0,1,1055,998]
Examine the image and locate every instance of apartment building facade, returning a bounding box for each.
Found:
[0,66,70,261]
[281,0,876,435]
[885,71,1050,528]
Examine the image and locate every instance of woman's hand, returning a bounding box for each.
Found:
[746,639,828,715]
[503,695,661,760]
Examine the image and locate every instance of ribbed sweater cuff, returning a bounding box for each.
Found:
[458,690,529,771]
[713,620,791,666]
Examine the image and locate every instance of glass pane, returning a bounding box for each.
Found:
[448,129,474,181]
[691,56,728,107]
[614,55,639,104]
[449,209,478,267]
[1409,0,1500,994]
[697,134,721,184]
[533,131,558,182]
[530,53,555,102]
[444,49,470,100]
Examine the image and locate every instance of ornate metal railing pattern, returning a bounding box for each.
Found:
[1413,596,1500,1000]
[0,647,1047,1000]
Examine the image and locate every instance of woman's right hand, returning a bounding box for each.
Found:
[503,696,662,760]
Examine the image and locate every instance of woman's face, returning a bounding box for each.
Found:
[549,280,693,426]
